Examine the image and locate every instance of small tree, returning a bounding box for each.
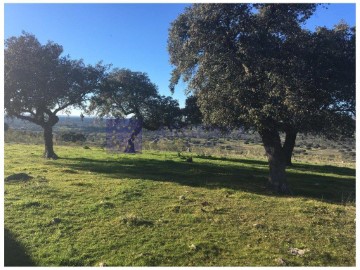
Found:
[168,4,355,193]
[88,68,182,152]
[5,33,106,159]
[183,95,203,126]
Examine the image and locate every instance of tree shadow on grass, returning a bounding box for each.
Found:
[291,163,355,177]
[57,155,355,205]
[4,228,35,266]
[193,155,269,167]
[194,155,355,176]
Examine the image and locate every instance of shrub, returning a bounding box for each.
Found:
[61,132,86,143]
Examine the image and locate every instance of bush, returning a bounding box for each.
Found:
[61,132,86,143]
[4,123,9,132]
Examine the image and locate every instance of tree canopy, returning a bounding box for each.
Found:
[88,68,183,131]
[5,32,106,158]
[183,95,203,126]
[168,4,355,192]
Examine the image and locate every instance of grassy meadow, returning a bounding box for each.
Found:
[4,143,355,266]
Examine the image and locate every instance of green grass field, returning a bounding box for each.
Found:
[4,143,355,266]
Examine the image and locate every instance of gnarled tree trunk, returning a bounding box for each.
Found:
[41,113,59,159]
[259,128,292,194]
[43,124,58,159]
[283,130,297,167]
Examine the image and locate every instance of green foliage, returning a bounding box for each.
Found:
[4,32,107,158]
[5,32,107,126]
[4,144,355,266]
[168,4,355,190]
[89,68,182,130]
[168,4,355,135]
[183,95,202,126]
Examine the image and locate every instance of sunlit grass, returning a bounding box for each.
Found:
[4,143,355,266]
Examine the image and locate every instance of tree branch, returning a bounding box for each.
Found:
[53,101,77,114]
[13,113,42,126]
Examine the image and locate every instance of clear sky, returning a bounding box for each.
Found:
[4,3,356,115]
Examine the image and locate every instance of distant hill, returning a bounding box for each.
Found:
[4,115,107,133]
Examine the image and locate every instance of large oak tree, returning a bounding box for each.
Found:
[5,33,106,159]
[88,68,183,152]
[168,4,355,193]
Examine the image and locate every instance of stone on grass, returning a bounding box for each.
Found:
[275,257,287,266]
[201,201,210,206]
[50,218,61,225]
[253,223,265,229]
[289,247,309,256]
[121,213,153,227]
[189,244,197,250]
[96,262,107,267]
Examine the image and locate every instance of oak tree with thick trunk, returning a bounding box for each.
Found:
[168,4,355,193]
[5,33,106,159]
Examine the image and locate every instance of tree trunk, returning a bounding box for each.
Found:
[43,125,58,159]
[283,130,297,167]
[124,122,142,153]
[124,135,136,153]
[259,128,292,194]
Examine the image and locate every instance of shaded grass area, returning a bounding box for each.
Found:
[4,228,35,266]
[58,153,355,204]
[4,144,356,266]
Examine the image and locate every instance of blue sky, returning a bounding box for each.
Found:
[4,3,356,115]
